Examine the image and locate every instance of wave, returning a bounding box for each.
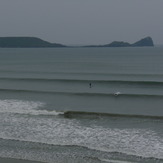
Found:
[0,99,162,119]
[64,111,163,119]
[1,76,163,85]
[1,69,163,76]
[0,99,63,116]
[0,88,163,98]
[0,96,162,120]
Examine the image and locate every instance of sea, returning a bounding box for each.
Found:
[0,47,162,163]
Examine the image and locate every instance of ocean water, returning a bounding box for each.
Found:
[0,47,162,163]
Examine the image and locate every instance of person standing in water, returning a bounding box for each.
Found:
[89,83,92,88]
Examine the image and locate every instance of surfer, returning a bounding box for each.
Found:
[114,92,121,96]
[89,83,92,88]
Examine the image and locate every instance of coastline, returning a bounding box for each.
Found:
[0,157,45,163]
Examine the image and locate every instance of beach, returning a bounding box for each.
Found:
[0,157,44,163]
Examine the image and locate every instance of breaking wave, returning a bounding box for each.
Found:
[0,99,63,116]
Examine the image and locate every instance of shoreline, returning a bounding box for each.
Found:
[0,157,45,163]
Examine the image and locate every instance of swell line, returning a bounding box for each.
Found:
[1,69,163,77]
[0,77,163,85]
[0,88,163,98]
[64,111,163,119]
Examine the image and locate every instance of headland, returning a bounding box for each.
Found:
[0,36,154,48]
[84,37,154,47]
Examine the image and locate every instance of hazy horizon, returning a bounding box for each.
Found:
[0,0,163,45]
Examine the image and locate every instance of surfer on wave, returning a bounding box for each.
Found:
[114,92,121,96]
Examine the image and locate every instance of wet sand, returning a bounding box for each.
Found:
[0,157,45,163]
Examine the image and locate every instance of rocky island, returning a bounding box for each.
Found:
[0,37,66,48]
[85,37,154,47]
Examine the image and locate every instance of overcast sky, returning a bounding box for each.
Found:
[0,0,163,45]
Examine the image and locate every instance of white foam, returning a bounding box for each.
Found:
[0,99,162,160]
[100,159,135,163]
[0,99,63,116]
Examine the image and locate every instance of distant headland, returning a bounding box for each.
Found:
[0,37,66,48]
[84,37,154,47]
[0,36,154,48]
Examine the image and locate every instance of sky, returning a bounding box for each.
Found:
[0,0,163,45]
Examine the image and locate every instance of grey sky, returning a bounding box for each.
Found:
[0,0,163,45]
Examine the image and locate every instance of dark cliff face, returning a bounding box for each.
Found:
[0,37,66,48]
[132,37,154,47]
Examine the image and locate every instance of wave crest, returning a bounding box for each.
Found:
[0,99,63,116]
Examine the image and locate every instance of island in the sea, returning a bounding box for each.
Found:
[0,36,154,48]
[84,37,154,47]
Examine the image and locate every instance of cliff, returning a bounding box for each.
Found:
[0,37,66,48]
[132,37,154,47]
